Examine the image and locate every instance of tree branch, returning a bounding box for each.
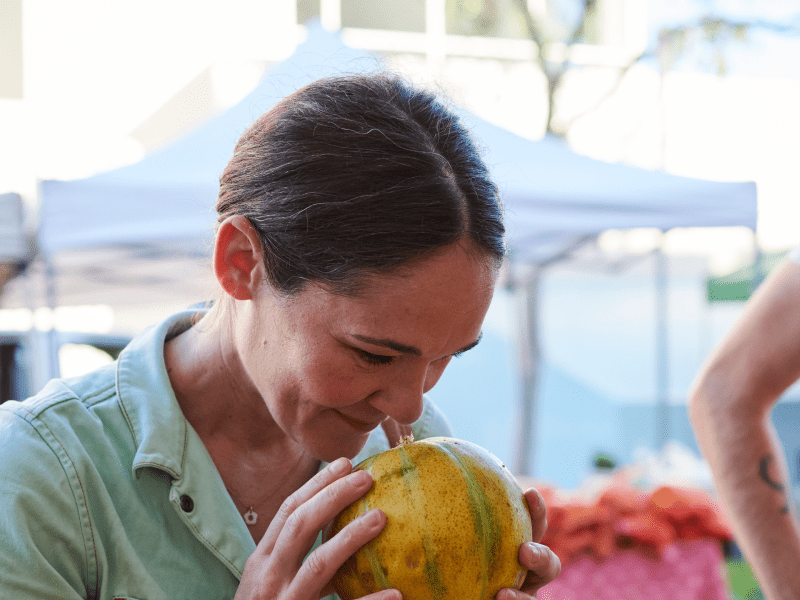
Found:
[560,50,648,132]
[567,0,596,47]
[513,0,548,74]
[515,3,800,137]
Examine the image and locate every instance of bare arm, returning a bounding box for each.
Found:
[688,258,800,600]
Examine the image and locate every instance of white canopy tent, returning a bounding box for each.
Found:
[0,192,29,295]
[33,23,757,475]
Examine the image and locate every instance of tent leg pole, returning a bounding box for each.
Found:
[43,253,60,383]
[513,266,541,477]
[655,243,669,450]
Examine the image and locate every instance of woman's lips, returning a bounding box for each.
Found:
[335,410,381,432]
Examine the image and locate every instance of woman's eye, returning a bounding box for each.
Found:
[356,349,396,366]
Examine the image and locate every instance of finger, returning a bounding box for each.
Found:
[524,488,548,543]
[271,468,376,569]
[518,542,561,594]
[292,507,387,599]
[258,456,352,555]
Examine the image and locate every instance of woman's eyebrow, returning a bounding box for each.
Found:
[351,333,483,356]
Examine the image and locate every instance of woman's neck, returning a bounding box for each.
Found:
[164,309,278,447]
[163,309,321,539]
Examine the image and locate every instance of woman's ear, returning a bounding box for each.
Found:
[214,215,264,301]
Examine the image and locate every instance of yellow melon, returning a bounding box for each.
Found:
[323,436,532,600]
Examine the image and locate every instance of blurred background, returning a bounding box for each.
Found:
[3,1,800,595]
[1,0,799,514]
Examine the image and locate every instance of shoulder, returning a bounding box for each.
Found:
[0,360,121,493]
[788,246,800,266]
[1,362,121,454]
[0,361,125,536]
[411,394,453,440]
[0,362,134,596]
[0,392,96,596]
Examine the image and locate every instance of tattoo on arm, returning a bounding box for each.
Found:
[759,454,790,514]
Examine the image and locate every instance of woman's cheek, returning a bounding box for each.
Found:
[307,358,379,407]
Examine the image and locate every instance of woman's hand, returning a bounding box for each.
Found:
[499,488,562,600]
[234,457,400,600]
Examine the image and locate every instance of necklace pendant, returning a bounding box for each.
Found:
[243,507,258,525]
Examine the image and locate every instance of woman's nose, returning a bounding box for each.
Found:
[372,359,450,425]
[371,366,427,425]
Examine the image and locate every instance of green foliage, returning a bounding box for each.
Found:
[593,452,616,470]
[658,16,755,76]
[706,251,788,303]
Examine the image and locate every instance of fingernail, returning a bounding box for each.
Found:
[362,508,384,527]
[384,590,402,600]
[328,457,349,475]
[348,470,371,487]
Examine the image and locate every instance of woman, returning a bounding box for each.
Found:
[0,74,560,599]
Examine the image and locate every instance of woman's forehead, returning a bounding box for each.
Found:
[310,248,494,330]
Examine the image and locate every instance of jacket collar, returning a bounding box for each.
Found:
[116,309,205,478]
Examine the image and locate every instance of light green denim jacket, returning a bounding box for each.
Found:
[0,309,452,600]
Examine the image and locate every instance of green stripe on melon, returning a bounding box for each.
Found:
[325,437,532,600]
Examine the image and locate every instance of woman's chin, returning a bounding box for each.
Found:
[305,430,371,464]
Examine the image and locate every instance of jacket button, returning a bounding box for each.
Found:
[179,494,194,512]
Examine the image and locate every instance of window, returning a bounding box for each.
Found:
[0,0,23,99]
[446,0,528,39]
[302,0,645,59]
[343,0,426,32]
[298,0,322,24]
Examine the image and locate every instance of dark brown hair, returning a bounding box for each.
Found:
[217,73,504,295]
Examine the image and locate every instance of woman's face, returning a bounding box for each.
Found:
[235,243,497,462]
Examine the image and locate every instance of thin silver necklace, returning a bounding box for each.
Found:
[243,506,258,525]
[230,457,320,526]
[230,491,271,526]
